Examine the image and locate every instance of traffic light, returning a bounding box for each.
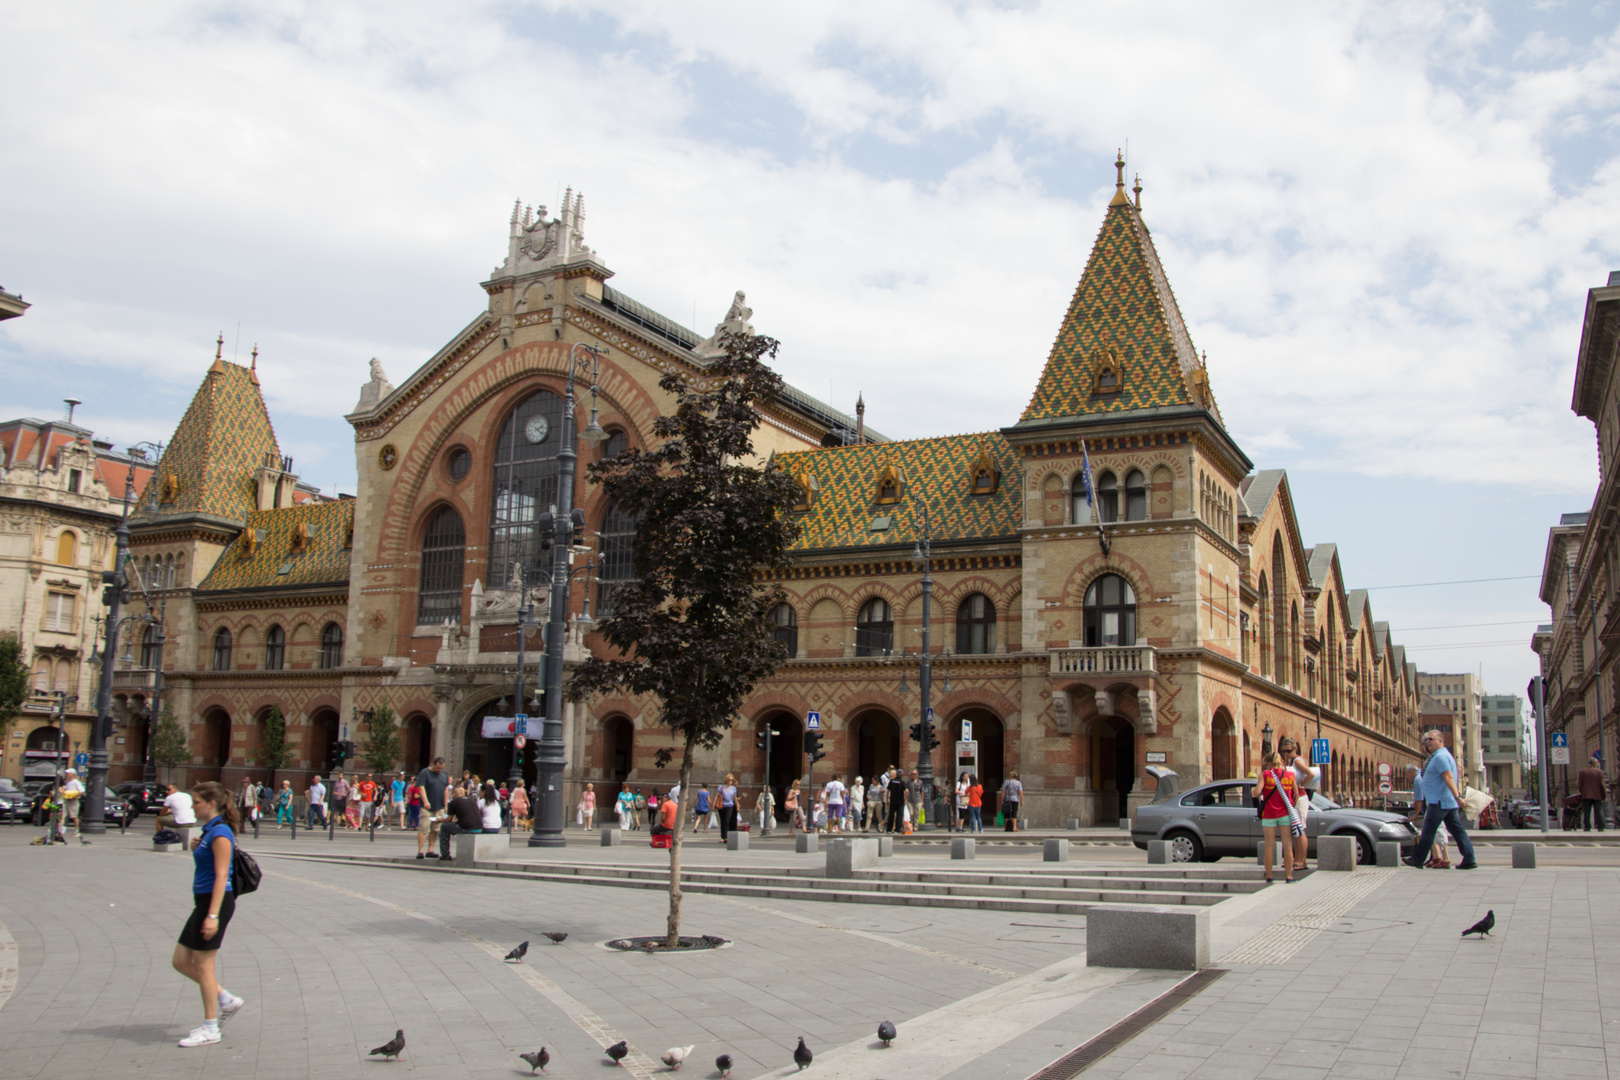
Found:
[803,730,825,764]
[536,510,554,552]
[328,740,341,767]
[922,726,940,753]
[756,728,769,752]
[342,740,356,762]
[908,723,923,743]
[570,507,586,544]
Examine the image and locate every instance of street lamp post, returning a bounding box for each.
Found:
[129,440,167,785]
[84,465,136,834]
[508,571,538,802]
[910,507,940,828]
[529,342,608,848]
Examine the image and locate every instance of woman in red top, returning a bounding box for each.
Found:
[1256,749,1299,883]
[967,776,984,832]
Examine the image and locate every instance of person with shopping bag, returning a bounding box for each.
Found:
[1255,750,1301,883]
[1278,736,1319,870]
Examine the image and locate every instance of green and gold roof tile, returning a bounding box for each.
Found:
[198,500,355,592]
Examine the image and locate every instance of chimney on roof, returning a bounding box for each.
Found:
[63,398,80,424]
[855,394,865,445]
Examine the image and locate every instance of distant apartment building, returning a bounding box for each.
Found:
[1479,694,1525,794]
[1416,672,1485,789]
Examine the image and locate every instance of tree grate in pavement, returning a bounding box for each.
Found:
[1023,969,1227,1079]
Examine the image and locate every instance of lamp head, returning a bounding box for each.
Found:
[910,542,924,567]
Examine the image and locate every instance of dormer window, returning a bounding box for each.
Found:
[1091,346,1123,396]
[793,471,818,512]
[874,464,905,506]
[966,445,999,496]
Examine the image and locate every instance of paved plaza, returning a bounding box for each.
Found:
[1,823,1617,1079]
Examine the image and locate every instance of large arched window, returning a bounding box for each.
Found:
[264,624,285,671]
[56,531,77,566]
[1124,469,1147,521]
[319,622,343,669]
[212,627,232,671]
[770,602,798,657]
[601,429,628,460]
[956,593,996,654]
[1271,534,1289,687]
[489,389,565,578]
[418,506,466,624]
[1083,574,1137,647]
[597,502,637,615]
[1096,471,1119,523]
[855,598,893,656]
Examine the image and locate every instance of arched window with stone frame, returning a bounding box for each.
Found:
[855,597,893,656]
[1082,574,1136,648]
[264,624,286,671]
[955,593,996,654]
[1123,469,1147,521]
[418,505,466,625]
[319,622,344,669]
[1095,471,1119,523]
[212,627,232,671]
[488,388,565,580]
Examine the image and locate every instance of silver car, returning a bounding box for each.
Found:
[1132,772,1419,864]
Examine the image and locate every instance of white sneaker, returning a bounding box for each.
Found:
[219,994,245,1018]
[179,1026,221,1047]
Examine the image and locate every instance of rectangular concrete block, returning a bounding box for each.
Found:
[1118,818,1130,831]
[1317,835,1357,872]
[825,838,878,878]
[795,833,818,854]
[153,842,183,853]
[454,831,510,867]
[601,828,623,846]
[176,826,198,847]
[726,830,749,851]
[1044,838,1070,862]
[951,837,975,860]
[1256,840,1283,867]
[1147,840,1169,864]
[1087,904,1209,970]
[1376,841,1401,867]
[1066,818,1081,830]
[1512,842,1537,868]
[876,835,893,858]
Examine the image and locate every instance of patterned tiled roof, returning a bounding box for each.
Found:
[139,360,280,522]
[774,433,1020,551]
[1019,186,1224,426]
[198,500,354,591]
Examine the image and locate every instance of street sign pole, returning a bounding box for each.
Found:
[1529,676,1551,836]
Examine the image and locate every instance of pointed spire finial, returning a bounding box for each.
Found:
[251,344,258,369]
[215,333,224,361]
[1109,150,1130,207]
[1133,172,1142,209]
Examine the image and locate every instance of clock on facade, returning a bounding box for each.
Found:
[524,416,550,444]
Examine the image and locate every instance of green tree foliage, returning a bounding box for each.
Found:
[570,333,801,946]
[359,704,402,774]
[0,635,29,741]
[258,704,296,787]
[150,708,191,782]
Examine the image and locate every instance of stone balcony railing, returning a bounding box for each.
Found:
[1049,645,1157,677]
[111,669,155,691]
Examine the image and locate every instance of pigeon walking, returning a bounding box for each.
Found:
[542,931,568,944]
[519,1047,550,1074]
[1462,910,1496,938]
[369,1030,406,1061]
[505,941,530,962]
[607,1040,629,1066]
[715,1052,733,1077]
[793,1037,813,1070]
[661,1045,693,1070]
[877,1020,897,1047]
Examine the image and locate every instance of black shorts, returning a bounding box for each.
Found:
[178,892,236,952]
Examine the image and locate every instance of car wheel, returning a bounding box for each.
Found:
[1343,830,1374,865]
[1164,830,1202,863]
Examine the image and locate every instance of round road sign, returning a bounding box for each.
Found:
[1378,780,1392,794]
[1377,762,1392,777]
[514,734,527,749]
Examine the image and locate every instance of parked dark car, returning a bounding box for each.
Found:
[112,781,169,817]
[0,778,28,823]
[1132,775,1419,864]
[28,782,131,827]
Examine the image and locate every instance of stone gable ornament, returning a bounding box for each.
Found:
[694,290,756,359]
[354,357,395,413]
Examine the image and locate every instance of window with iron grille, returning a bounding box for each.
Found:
[419,506,466,624]
[488,390,564,580]
[596,502,637,615]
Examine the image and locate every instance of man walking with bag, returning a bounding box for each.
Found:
[1577,756,1608,832]
[1404,730,1477,870]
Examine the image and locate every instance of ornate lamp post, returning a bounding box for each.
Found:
[83,463,138,833]
[908,506,941,827]
[529,341,608,848]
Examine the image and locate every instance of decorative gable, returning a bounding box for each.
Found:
[874,463,906,505]
[966,446,999,496]
[792,471,818,512]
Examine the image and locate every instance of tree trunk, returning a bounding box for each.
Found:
[667,736,697,948]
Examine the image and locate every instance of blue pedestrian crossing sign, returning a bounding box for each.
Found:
[513,714,528,736]
[1311,739,1329,767]
[806,711,821,731]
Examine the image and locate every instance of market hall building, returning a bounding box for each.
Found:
[100,171,1423,825]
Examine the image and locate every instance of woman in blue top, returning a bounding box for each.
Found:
[718,774,739,842]
[173,781,243,1047]
[694,784,712,833]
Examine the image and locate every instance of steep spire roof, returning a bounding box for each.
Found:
[139,350,281,524]
[1019,157,1223,426]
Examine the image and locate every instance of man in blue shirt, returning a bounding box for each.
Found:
[1404,730,1477,870]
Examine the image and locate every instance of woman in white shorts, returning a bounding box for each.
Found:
[1278,736,1319,869]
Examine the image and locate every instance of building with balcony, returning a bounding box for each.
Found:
[81,169,1424,824]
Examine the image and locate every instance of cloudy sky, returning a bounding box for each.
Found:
[5,1,1619,710]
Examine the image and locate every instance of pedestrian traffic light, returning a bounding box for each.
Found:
[536,510,554,552]
[922,726,940,753]
[570,507,586,543]
[804,730,825,763]
[341,739,356,762]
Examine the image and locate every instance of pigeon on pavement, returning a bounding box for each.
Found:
[505,941,530,962]
[715,1052,733,1077]
[1462,910,1496,938]
[878,1020,897,1046]
[793,1037,813,1070]
[369,1030,405,1061]
[661,1045,693,1070]
[607,1040,629,1066]
[519,1047,550,1073]
[542,931,568,944]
